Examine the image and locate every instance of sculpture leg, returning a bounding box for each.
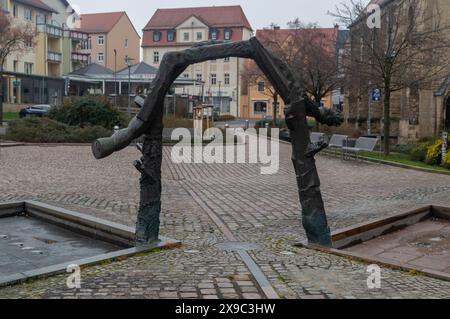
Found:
[135,108,164,246]
[285,98,332,247]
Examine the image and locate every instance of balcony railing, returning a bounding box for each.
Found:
[72,52,90,63]
[0,0,8,12]
[37,23,63,38]
[64,30,89,41]
[48,51,62,63]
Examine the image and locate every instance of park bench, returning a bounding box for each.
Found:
[328,134,348,156]
[342,137,379,160]
[310,132,326,144]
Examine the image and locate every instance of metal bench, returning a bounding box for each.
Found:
[342,137,379,160]
[310,132,325,144]
[328,134,348,156]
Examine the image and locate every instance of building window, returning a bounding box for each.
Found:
[183,32,189,41]
[211,74,217,85]
[124,39,128,48]
[167,31,175,42]
[153,51,159,63]
[254,101,268,114]
[87,37,92,49]
[196,32,202,41]
[97,35,104,45]
[183,73,189,78]
[196,74,202,81]
[97,53,104,62]
[24,63,33,75]
[224,73,230,85]
[25,36,33,48]
[224,29,232,40]
[13,61,18,72]
[257,81,265,92]
[210,29,218,40]
[24,9,33,21]
[224,57,230,62]
[13,4,18,17]
[153,31,161,42]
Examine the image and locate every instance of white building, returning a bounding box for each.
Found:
[142,5,253,117]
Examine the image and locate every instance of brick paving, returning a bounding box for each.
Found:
[0,144,450,299]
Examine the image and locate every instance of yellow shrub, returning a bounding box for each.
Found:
[443,152,450,169]
[425,140,443,165]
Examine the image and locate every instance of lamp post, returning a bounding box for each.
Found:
[114,49,117,107]
[218,80,222,114]
[125,56,135,120]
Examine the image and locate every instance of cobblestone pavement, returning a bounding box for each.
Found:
[0,144,450,299]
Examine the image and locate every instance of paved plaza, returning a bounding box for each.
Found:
[0,143,450,299]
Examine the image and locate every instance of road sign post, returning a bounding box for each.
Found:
[368,88,381,136]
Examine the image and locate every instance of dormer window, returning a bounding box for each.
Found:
[224,29,232,40]
[153,31,161,42]
[167,30,175,42]
[210,29,219,40]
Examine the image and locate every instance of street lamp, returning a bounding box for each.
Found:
[218,80,222,114]
[114,49,117,107]
[125,56,135,120]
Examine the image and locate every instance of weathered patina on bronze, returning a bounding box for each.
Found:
[92,37,342,247]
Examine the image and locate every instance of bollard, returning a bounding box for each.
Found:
[245,120,250,130]
[113,125,120,134]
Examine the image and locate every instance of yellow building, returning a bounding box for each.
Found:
[0,0,90,109]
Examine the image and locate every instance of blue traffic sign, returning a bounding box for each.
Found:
[372,88,381,102]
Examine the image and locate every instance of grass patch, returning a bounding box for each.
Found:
[3,112,19,121]
[361,151,450,173]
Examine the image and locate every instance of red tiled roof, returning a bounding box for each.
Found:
[14,0,58,13]
[256,27,338,48]
[144,5,252,31]
[78,11,125,33]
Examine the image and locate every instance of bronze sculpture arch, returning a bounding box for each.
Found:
[92,37,342,247]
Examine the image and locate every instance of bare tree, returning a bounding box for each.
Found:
[241,21,340,127]
[0,11,36,123]
[332,0,450,155]
[287,19,340,108]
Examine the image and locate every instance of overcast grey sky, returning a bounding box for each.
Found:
[72,0,356,35]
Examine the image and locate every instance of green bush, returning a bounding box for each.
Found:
[255,119,287,129]
[425,139,443,165]
[49,96,125,129]
[217,115,236,122]
[392,144,416,155]
[163,115,193,128]
[6,118,111,143]
[409,143,431,162]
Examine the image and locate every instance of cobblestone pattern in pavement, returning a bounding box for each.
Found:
[0,145,449,299]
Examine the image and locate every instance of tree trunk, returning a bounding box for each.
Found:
[135,104,164,245]
[383,84,391,156]
[285,97,332,247]
[0,71,4,125]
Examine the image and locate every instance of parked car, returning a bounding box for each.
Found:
[19,105,53,118]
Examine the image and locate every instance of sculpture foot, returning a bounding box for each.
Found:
[135,202,161,246]
[302,210,333,248]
